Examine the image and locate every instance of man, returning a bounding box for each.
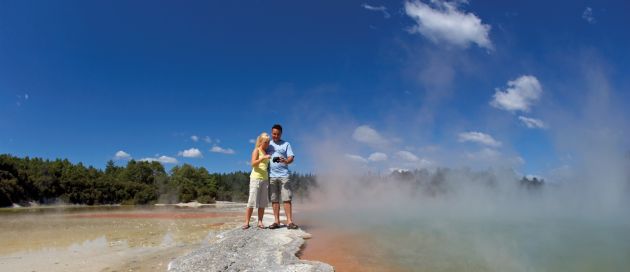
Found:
[267,124,298,229]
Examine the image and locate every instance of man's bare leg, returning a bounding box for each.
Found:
[284,201,293,224]
[272,202,281,224]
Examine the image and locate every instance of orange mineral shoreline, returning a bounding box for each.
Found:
[67,211,242,219]
[298,220,408,272]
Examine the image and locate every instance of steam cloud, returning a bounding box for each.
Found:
[296,55,629,271]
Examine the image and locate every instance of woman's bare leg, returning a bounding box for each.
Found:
[257,208,265,227]
[243,207,253,228]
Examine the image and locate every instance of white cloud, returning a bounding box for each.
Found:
[490,75,542,112]
[416,158,434,168]
[392,151,434,169]
[404,0,493,50]
[204,136,212,143]
[582,7,595,24]
[191,135,199,142]
[345,154,368,163]
[390,150,434,170]
[352,125,388,146]
[389,167,411,173]
[362,3,390,18]
[210,145,235,154]
[368,152,388,162]
[420,145,440,152]
[114,150,131,160]
[465,149,524,166]
[249,139,255,144]
[178,148,203,158]
[344,152,388,164]
[395,150,420,162]
[140,155,178,164]
[465,147,500,160]
[458,131,502,147]
[16,93,29,106]
[518,116,547,129]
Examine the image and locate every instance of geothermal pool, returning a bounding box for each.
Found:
[359,216,629,271]
[0,205,243,272]
[300,201,630,272]
[2,201,629,272]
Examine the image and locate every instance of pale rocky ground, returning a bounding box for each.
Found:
[168,211,334,272]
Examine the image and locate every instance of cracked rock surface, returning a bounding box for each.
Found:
[168,226,334,272]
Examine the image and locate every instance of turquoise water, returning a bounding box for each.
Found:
[306,173,630,271]
[359,215,630,272]
[304,189,630,272]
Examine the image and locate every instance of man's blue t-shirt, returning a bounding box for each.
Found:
[267,140,294,178]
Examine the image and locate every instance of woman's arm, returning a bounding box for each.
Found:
[251,149,259,167]
[250,148,269,167]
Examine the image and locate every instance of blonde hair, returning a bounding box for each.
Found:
[255,132,270,148]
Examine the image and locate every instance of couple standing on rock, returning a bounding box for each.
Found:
[243,124,298,230]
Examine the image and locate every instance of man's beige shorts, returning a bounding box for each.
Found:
[247,179,269,208]
[269,176,292,202]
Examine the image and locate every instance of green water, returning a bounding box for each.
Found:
[366,216,630,272]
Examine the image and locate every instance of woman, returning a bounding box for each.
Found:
[243,132,271,229]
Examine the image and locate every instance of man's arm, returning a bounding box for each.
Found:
[282,142,295,164]
[283,156,294,165]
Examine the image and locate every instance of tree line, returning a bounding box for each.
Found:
[0,154,318,207]
[361,167,546,197]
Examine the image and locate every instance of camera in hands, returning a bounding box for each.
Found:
[272,157,282,163]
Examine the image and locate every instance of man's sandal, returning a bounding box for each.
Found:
[287,223,299,230]
[268,223,280,229]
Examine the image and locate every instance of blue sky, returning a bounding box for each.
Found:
[1,0,629,177]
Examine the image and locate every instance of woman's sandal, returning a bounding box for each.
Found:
[242,224,250,230]
[257,224,265,229]
[268,223,280,229]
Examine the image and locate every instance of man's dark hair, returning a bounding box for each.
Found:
[272,124,283,133]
